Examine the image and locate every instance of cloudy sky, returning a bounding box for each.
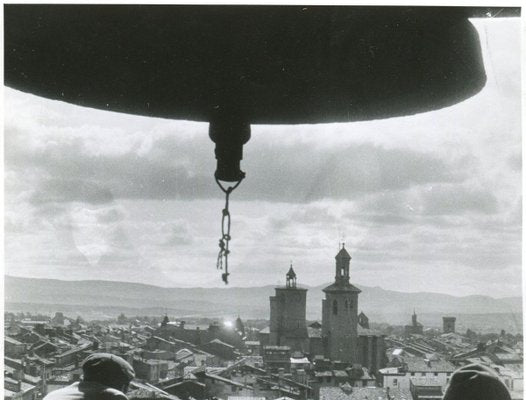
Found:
[4,17,522,297]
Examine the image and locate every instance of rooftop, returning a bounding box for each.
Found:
[358,326,383,336]
[263,345,291,351]
[410,377,443,387]
[206,338,235,349]
[323,282,361,293]
[5,336,25,346]
[404,357,456,373]
[319,386,411,400]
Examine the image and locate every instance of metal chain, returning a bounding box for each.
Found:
[215,177,243,284]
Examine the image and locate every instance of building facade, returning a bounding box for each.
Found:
[321,246,361,363]
[269,267,309,352]
[379,357,455,392]
[442,317,456,333]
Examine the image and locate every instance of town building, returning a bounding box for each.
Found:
[378,356,455,392]
[404,311,424,336]
[269,266,309,353]
[4,376,37,400]
[262,346,292,372]
[409,377,444,400]
[264,247,386,373]
[5,336,28,358]
[442,317,456,334]
[321,245,361,363]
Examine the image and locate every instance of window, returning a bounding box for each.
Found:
[411,373,415,376]
[393,379,398,386]
[421,373,425,377]
[333,300,338,315]
[434,372,438,376]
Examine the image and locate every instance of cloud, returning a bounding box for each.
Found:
[421,185,498,215]
[30,179,114,205]
[363,213,413,226]
[96,208,126,224]
[161,222,194,246]
[6,119,465,205]
[241,142,462,202]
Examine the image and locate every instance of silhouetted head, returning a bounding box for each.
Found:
[82,353,135,393]
[443,363,511,400]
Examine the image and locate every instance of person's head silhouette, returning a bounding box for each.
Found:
[82,353,135,393]
[443,363,511,400]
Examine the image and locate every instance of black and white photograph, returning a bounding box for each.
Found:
[3,4,523,400]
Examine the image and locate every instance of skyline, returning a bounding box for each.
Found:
[4,17,522,297]
[5,273,522,300]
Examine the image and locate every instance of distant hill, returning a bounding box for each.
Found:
[5,276,522,332]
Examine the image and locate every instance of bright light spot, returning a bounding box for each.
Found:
[224,320,234,328]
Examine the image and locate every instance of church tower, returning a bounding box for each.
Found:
[322,245,361,363]
[269,265,309,352]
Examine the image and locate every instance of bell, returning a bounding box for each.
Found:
[4,5,500,180]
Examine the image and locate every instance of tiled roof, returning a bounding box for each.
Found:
[404,358,455,373]
[320,386,412,400]
[5,336,25,345]
[336,247,351,260]
[263,345,290,351]
[358,326,383,336]
[410,377,443,387]
[351,387,411,400]
[206,339,235,349]
[323,283,361,293]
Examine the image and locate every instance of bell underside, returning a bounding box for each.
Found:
[4,5,490,125]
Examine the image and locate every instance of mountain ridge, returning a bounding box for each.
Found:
[5,275,521,317]
[5,275,520,299]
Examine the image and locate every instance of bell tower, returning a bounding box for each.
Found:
[322,245,361,363]
[335,244,351,285]
[269,265,309,352]
[286,265,297,288]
